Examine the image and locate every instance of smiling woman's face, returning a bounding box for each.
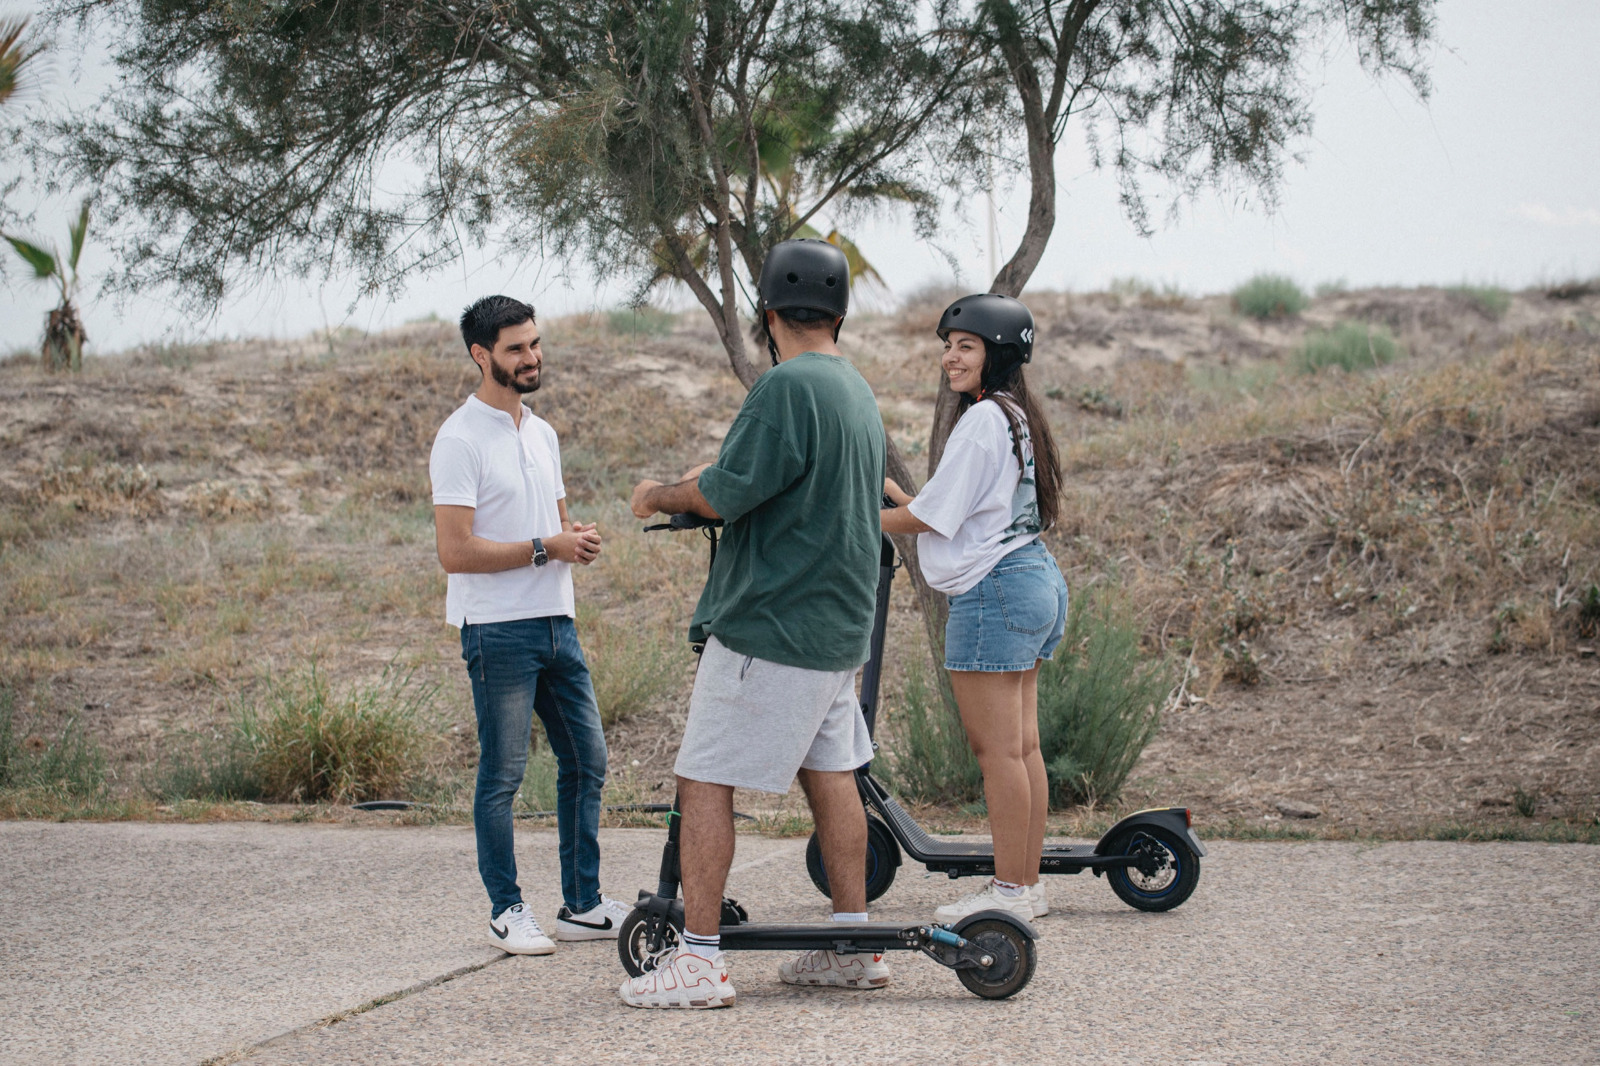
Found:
[941,329,986,398]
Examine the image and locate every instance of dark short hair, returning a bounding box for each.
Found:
[460,296,536,355]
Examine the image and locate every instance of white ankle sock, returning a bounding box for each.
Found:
[992,878,1027,898]
[832,911,868,922]
[680,931,721,960]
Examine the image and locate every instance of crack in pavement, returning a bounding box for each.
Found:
[198,953,513,1066]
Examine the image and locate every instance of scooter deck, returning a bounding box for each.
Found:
[716,920,944,953]
[867,778,1118,873]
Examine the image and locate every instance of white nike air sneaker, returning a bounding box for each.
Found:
[1028,882,1050,918]
[555,895,633,941]
[779,949,891,989]
[933,880,1035,922]
[619,950,737,1009]
[489,902,556,955]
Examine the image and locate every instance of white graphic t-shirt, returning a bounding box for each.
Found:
[908,396,1041,596]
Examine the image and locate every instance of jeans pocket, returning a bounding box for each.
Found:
[994,571,1055,635]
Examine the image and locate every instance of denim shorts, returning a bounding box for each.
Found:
[943,541,1069,673]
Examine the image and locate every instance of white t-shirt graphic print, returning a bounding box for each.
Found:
[908,397,1042,596]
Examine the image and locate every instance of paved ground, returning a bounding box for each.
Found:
[1,822,1595,1065]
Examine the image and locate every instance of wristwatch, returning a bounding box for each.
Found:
[531,537,548,567]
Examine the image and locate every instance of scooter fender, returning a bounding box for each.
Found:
[1094,807,1208,858]
[950,908,1038,941]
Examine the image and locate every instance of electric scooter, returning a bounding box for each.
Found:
[618,513,1037,1000]
[806,527,1209,914]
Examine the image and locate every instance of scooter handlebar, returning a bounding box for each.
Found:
[643,512,724,532]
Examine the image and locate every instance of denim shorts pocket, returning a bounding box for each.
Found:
[993,568,1057,635]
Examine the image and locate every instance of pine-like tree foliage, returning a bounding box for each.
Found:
[45,0,992,382]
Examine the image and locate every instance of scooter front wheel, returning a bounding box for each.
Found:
[618,904,683,977]
[805,815,899,903]
[952,918,1036,1000]
[1105,826,1200,912]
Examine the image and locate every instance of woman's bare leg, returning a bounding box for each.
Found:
[1020,663,1048,885]
[949,669,1034,885]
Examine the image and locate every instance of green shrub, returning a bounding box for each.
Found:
[605,306,676,337]
[1233,274,1307,319]
[1297,321,1401,373]
[882,663,982,805]
[1036,589,1173,807]
[579,611,679,727]
[1446,285,1511,319]
[146,727,263,802]
[518,743,560,813]
[158,663,438,804]
[1314,279,1348,298]
[0,684,108,798]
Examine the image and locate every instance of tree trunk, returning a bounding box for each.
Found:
[884,434,959,717]
[43,301,85,372]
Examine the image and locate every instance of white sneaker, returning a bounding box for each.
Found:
[1028,882,1049,918]
[779,949,891,989]
[933,880,1034,922]
[489,903,556,955]
[619,950,737,1009]
[555,895,633,941]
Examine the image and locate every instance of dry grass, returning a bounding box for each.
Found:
[1,288,1596,833]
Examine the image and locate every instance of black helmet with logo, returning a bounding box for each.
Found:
[758,238,851,319]
[936,293,1035,365]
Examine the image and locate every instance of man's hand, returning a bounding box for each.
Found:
[630,480,663,519]
[884,476,914,507]
[546,522,602,564]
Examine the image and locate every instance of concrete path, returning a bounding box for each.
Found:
[1,822,1594,1065]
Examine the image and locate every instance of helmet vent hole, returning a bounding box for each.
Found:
[786,272,799,284]
[825,276,836,286]
[950,307,961,316]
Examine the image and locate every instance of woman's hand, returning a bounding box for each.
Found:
[883,476,913,508]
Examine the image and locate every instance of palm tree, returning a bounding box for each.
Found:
[5,200,92,372]
[0,18,41,108]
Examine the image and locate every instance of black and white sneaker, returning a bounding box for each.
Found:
[554,895,633,941]
[489,902,556,955]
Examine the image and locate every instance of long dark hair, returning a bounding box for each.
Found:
[957,343,1062,531]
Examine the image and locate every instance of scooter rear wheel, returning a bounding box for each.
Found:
[618,905,683,978]
[805,815,899,902]
[952,918,1036,1000]
[1105,826,1200,912]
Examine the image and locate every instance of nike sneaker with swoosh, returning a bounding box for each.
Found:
[489,902,556,955]
[554,895,633,941]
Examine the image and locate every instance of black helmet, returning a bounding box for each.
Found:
[758,238,850,319]
[937,293,1035,364]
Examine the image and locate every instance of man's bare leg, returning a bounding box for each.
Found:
[678,776,736,937]
[798,767,867,915]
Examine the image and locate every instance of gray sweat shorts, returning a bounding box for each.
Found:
[673,635,874,794]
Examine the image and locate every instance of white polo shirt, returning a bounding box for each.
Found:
[429,395,574,627]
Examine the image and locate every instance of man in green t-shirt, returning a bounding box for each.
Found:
[622,240,887,1009]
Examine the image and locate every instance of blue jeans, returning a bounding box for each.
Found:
[460,615,607,918]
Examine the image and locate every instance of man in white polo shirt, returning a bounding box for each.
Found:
[430,295,631,955]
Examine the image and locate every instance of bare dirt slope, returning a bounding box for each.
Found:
[2,287,1597,835]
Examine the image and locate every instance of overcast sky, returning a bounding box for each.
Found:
[2,0,1597,353]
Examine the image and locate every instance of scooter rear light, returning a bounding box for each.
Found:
[1184,808,1191,828]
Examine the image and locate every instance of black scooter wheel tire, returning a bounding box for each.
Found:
[1105,826,1200,912]
[618,905,683,978]
[805,816,898,902]
[953,918,1036,1000]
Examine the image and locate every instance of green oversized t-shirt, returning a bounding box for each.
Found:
[691,352,886,671]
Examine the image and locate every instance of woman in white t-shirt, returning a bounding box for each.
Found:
[882,293,1068,923]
